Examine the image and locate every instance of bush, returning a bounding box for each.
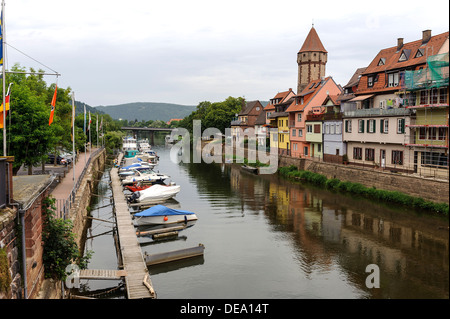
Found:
[276,166,449,216]
[325,178,340,190]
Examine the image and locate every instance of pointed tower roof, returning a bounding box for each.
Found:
[299,27,327,53]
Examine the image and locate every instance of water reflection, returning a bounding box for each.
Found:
[79,146,448,299]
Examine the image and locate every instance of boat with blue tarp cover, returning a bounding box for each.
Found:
[133,204,198,226]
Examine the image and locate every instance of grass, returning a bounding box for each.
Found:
[278,165,449,216]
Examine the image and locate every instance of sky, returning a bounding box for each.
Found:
[4,0,449,107]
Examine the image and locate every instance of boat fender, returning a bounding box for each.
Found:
[164,216,168,221]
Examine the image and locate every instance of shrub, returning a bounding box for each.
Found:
[325,178,341,190]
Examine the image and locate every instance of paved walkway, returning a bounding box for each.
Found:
[50,148,99,214]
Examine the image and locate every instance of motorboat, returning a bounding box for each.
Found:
[241,165,258,174]
[119,162,156,178]
[125,182,152,192]
[127,184,180,204]
[133,204,197,226]
[122,169,169,185]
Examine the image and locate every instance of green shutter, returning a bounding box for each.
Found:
[401,119,405,133]
[380,119,384,133]
[345,120,348,132]
[366,120,370,133]
[373,120,376,133]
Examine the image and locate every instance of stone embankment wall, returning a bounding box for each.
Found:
[205,142,448,203]
[70,149,107,248]
[279,155,449,204]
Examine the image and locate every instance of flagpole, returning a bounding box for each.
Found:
[2,0,6,156]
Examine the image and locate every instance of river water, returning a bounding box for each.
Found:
[78,143,449,299]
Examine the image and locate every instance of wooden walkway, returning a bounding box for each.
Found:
[110,153,156,299]
[79,269,127,280]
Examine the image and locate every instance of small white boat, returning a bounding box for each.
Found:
[122,169,169,185]
[133,204,197,226]
[127,184,180,204]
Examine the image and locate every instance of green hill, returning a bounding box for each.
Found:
[94,102,196,122]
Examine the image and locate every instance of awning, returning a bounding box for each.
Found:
[348,94,374,102]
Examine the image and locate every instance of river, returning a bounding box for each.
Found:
[77,142,449,299]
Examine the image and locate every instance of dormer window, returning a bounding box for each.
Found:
[398,49,411,62]
[378,58,386,66]
[309,83,315,89]
[415,48,424,58]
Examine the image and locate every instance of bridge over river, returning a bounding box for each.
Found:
[121,127,174,144]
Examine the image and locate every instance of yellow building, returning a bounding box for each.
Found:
[265,88,296,155]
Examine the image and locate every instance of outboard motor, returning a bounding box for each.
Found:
[128,191,140,203]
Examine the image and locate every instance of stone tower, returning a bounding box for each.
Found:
[297,26,328,93]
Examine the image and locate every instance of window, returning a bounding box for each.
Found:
[388,72,399,87]
[367,119,376,133]
[439,88,447,104]
[438,127,447,140]
[380,119,388,133]
[420,90,428,105]
[304,146,309,156]
[392,151,403,165]
[336,123,342,134]
[293,143,298,151]
[358,119,365,133]
[325,124,330,134]
[428,127,437,140]
[397,118,405,134]
[299,129,303,137]
[307,125,312,133]
[314,124,321,133]
[378,58,386,66]
[292,129,296,137]
[419,127,427,140]
[414,49,424,58]
[431,88,439,104]
[318,144,322,152]
[345,120,352,133]
[297,113,302,122]
[353,147,362,160]
[365,148,375,161]
[331,124,336,134]
[368,76,374,87]
[398,51,408,62]
[421,151,448,167]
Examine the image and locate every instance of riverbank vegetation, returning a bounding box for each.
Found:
[42,197,91,281]
[278,165,449,216]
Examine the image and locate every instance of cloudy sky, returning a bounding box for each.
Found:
[4,0,449,107]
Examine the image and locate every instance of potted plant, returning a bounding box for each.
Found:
[342,154,348,165]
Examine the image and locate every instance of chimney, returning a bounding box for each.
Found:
[397,38,404,51]
[422,30,431,44]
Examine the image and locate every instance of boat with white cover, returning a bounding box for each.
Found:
[127,184,180,204]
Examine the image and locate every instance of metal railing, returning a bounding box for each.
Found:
[57,147,105,219]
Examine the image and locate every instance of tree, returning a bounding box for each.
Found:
[2,65,58,174]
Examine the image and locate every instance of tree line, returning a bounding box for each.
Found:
[0,64,124,174]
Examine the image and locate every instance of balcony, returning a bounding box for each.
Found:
[343,107,411,118]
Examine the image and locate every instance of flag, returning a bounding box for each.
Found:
[83,104,86,134]
[0,83,12,129]
[48,85,58,125]
[0,10,3,66]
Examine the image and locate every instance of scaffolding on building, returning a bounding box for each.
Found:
[400,52,449,180]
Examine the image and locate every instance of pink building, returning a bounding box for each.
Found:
[286,77,342,158]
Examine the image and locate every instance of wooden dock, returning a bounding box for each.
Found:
[110,153,156,299]
[79,269,127,280]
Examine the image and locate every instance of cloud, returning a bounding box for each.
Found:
[4,0,449,106]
